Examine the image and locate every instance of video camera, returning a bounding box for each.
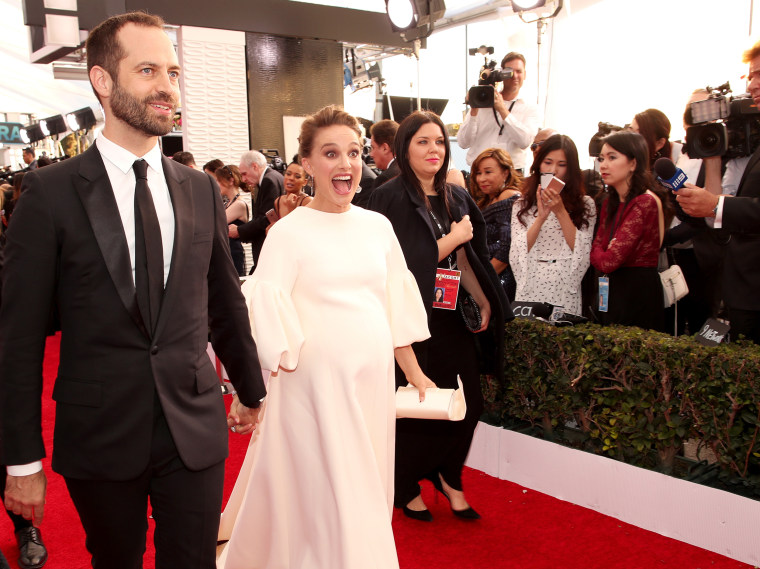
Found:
[259,149,287,174]
[588,122,625,158]
[684,82,760,159]
[467,46,514,109]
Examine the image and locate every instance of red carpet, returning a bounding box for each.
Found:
[0,333,753,568]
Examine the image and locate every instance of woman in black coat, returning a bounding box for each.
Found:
[368,111,510,521]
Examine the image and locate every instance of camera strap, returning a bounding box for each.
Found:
[493,100,516,136]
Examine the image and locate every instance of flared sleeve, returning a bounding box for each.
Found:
[240,225,305,372]
[383,223,430,348]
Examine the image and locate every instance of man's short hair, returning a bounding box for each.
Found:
[85,12,166,101]
[203,159,224,173]
[240,150,267,169]
[172,151,196,167]
[501,51,526,68]
[370,120,399,151]
[743,39,760,63]
[22,147,34,157]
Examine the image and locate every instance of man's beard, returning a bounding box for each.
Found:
[110,80,177,137]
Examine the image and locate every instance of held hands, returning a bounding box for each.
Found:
[227,395,264,436]
[4,470,47,526]
[228,224,240,239]
[675,183,720,218]
[450,215,473,246]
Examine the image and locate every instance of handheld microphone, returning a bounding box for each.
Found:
[654,157,688,192]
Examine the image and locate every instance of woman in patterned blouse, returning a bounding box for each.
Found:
[510,135,596,316]
[470,148,522,301]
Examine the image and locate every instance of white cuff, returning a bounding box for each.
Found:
[7,462,43,476]
[711,195,726,229]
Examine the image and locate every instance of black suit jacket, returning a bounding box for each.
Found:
[372,160,400,191]
[721,148,760,311]
[0,146,266,480]
[368,176,512,380]
[351,162,378,208]
[237,167,283,266]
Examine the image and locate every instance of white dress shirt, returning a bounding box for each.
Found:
[456,97,541,169]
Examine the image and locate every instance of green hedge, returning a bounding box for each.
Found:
[482,319,760,493]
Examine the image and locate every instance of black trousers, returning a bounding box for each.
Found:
[727,307,760,344]
[64,406,225,569]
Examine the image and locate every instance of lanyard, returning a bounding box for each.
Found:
[427,206,456,270]
[493,100,517,136]
[606,200,628,246]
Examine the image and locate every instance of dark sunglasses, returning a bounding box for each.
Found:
[530,141,545,151]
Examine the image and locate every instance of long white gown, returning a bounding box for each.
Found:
[217,205,429,569]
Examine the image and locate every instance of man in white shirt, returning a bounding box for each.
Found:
[0,12,265,568]
[456,52,541,172]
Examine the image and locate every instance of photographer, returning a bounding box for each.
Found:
[456,52,540,173]
[677,39,760,342]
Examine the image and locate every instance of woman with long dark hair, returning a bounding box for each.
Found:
[216,164,249,276]
[590,131,665,331]
[470,147,522,301]
[510,134,596,315]
[369,111,509,521]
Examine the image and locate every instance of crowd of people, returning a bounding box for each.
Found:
[1,9,760,569]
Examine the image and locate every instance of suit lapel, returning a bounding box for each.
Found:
[73,146,149,338]
[737,148,760,196]
[154,156,192,339]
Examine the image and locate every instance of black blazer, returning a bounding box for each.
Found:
[237,167,284,265]
[721,148,760,311]
[372,160,400,191]
[0,146,266,480]
[368,176,512,379]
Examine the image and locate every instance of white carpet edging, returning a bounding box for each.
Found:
[465,422,760,566]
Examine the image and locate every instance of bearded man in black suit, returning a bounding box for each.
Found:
[0,12,265,568]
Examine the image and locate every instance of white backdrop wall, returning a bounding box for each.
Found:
[345,0,759,170]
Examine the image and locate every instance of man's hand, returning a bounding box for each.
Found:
[4,471,47,526]
[676,183,721,218]
[493,87,508,119]
[227,395,264,436]
[228,224,240,238]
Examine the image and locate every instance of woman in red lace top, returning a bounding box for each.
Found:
[590,131,665,331]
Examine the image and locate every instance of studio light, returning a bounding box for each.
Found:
[21,124,46,144]
[39,114,68,136]
[66,107,97,131]
[511,0,546,9]
[385,0,446,38]
[386,0,416,31]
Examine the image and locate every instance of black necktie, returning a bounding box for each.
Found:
[133,159,164,335]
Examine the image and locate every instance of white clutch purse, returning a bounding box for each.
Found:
[395,376,466,421]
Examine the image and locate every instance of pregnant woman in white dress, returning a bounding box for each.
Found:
[217,106,434,569]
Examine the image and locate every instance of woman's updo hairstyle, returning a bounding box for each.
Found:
[298,105,362,159]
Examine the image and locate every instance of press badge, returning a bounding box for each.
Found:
[433,268,461,310]
[598,276,609,313]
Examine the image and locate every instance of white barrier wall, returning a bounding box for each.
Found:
[466,422,760,567]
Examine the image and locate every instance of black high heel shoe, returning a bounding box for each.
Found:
[402,505,433,522]
[431,476,481,520]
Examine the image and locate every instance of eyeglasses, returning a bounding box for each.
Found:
[530,141,545,151]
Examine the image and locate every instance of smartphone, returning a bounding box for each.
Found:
[546,176,566,193]
[265,208,278,224]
